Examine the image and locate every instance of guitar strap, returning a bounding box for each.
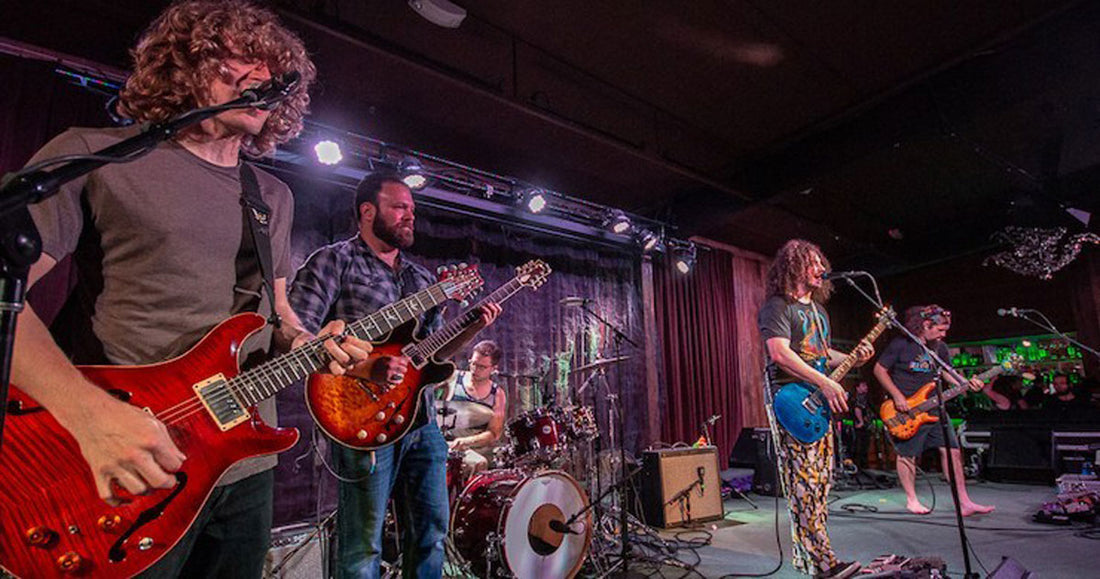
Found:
[237,163,282,328]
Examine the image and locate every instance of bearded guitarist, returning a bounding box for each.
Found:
[288,171,500,578]
[758,239,873,579]
[872,305,994,516]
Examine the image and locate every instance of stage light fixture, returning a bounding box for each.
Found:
[604,210,632,235]
[673,244,697,274]
[313,140,343,165]
[636,229,662,253]
[518,188,548,213]
[398,156,428,190]
[408,0,467,28]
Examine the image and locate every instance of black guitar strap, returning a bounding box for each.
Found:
[238,163,281,328]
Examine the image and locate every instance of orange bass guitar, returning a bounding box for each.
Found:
[307,259,551,450]
[880,354,1023,440]
[0,267,480,578]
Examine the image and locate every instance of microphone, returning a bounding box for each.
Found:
[821,271,864,281]
[997,307,1035,318]
[560,297,592,307]
[240,70,301,110]
[697,466,706,494]
[549,519,580,535]
[705,414,721,426]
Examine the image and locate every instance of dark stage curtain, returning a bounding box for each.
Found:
[653,242,770,466]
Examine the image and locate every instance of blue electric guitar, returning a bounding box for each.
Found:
[772,307,894,444]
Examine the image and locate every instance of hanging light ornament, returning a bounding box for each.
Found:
[983,226,1100,280]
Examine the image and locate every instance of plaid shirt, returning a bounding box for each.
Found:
[288,236,445,425]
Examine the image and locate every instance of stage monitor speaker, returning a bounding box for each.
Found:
[985,426,1055,485]
[264,522,327,579]
[639,446,724,528]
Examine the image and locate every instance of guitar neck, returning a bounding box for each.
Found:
[827,316,891,383]
[405,276,527,363]
[232,282,453,406]
[915,365,1006,412]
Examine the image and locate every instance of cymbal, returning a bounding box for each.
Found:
[571,356,630,374]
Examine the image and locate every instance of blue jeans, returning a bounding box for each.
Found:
[333,421,449,578]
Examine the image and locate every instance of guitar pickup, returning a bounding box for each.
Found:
[193,374,249,431]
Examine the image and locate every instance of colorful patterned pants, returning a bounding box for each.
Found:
[766,409,838,576]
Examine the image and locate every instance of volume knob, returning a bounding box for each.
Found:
[57,552,84,574]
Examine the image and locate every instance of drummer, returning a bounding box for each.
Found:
[440,340,508,477]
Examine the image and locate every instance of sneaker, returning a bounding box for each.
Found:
[816,560,861,579]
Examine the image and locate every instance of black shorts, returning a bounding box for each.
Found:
[891,415,958,458]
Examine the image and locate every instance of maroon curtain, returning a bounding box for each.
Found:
[654,247,742,463]
[653,242,771,465]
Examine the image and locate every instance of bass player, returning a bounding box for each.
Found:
[872,304,994,516]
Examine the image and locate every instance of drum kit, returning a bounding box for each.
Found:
[437,356,626,578]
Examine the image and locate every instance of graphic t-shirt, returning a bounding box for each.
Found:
[758,295,831,392]
[877,336,950,398]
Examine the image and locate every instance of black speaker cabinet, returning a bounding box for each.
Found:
[639,446,724,528]
[985,426,1055,484]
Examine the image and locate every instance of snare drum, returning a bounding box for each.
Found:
[451,469,591,578]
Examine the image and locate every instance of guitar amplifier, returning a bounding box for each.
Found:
[264,522,328,579]
[638,446,724,528]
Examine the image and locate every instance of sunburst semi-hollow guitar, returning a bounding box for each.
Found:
[0,266,481,578]
[880,353,1025,440]
[772,306,895,444]
[308,259,551,450]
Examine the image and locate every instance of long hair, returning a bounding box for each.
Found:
[117,0,317,157]
[765,239,833,303]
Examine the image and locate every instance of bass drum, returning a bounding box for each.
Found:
[450,469,591,578]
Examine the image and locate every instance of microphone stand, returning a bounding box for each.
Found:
[578,301,637,576]
[0,92,291,451]
[837,274,978,579]
[1010,309,1100,362]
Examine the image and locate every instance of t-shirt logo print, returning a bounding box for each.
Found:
[796,309,830,361]
[908,352,935,374]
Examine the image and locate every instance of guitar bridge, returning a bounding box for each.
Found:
[193,374,249,431]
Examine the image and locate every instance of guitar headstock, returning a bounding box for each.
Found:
[516,259,552,290]
[437,263,484,302]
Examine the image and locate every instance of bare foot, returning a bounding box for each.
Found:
[961,502,995,516]
[906,500,931,514]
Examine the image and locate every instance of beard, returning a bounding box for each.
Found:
[373,217,414,249]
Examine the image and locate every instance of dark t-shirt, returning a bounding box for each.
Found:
[27,126,293,484]
[877,336,950,398]
[758,295,831,392]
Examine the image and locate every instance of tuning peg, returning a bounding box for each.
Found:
[460,300,469,307]
[436,265,446,274]
[459,262,467,269]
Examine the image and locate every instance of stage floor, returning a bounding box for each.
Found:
[648,477,1090,578]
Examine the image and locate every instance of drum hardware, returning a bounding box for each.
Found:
[570,356,630,375]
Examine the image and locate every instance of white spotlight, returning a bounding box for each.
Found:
[313,140,343,165]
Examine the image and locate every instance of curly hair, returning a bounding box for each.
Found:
[117,0,317,157]
[765,239,833,303]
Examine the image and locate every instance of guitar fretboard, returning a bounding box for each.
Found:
[911,365,1006,414]
[230,283,454,406]
[405,276,528,362]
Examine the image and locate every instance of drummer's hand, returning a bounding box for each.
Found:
[471,303,502,330]
[448,439,465,451]
[363,355,410,385]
